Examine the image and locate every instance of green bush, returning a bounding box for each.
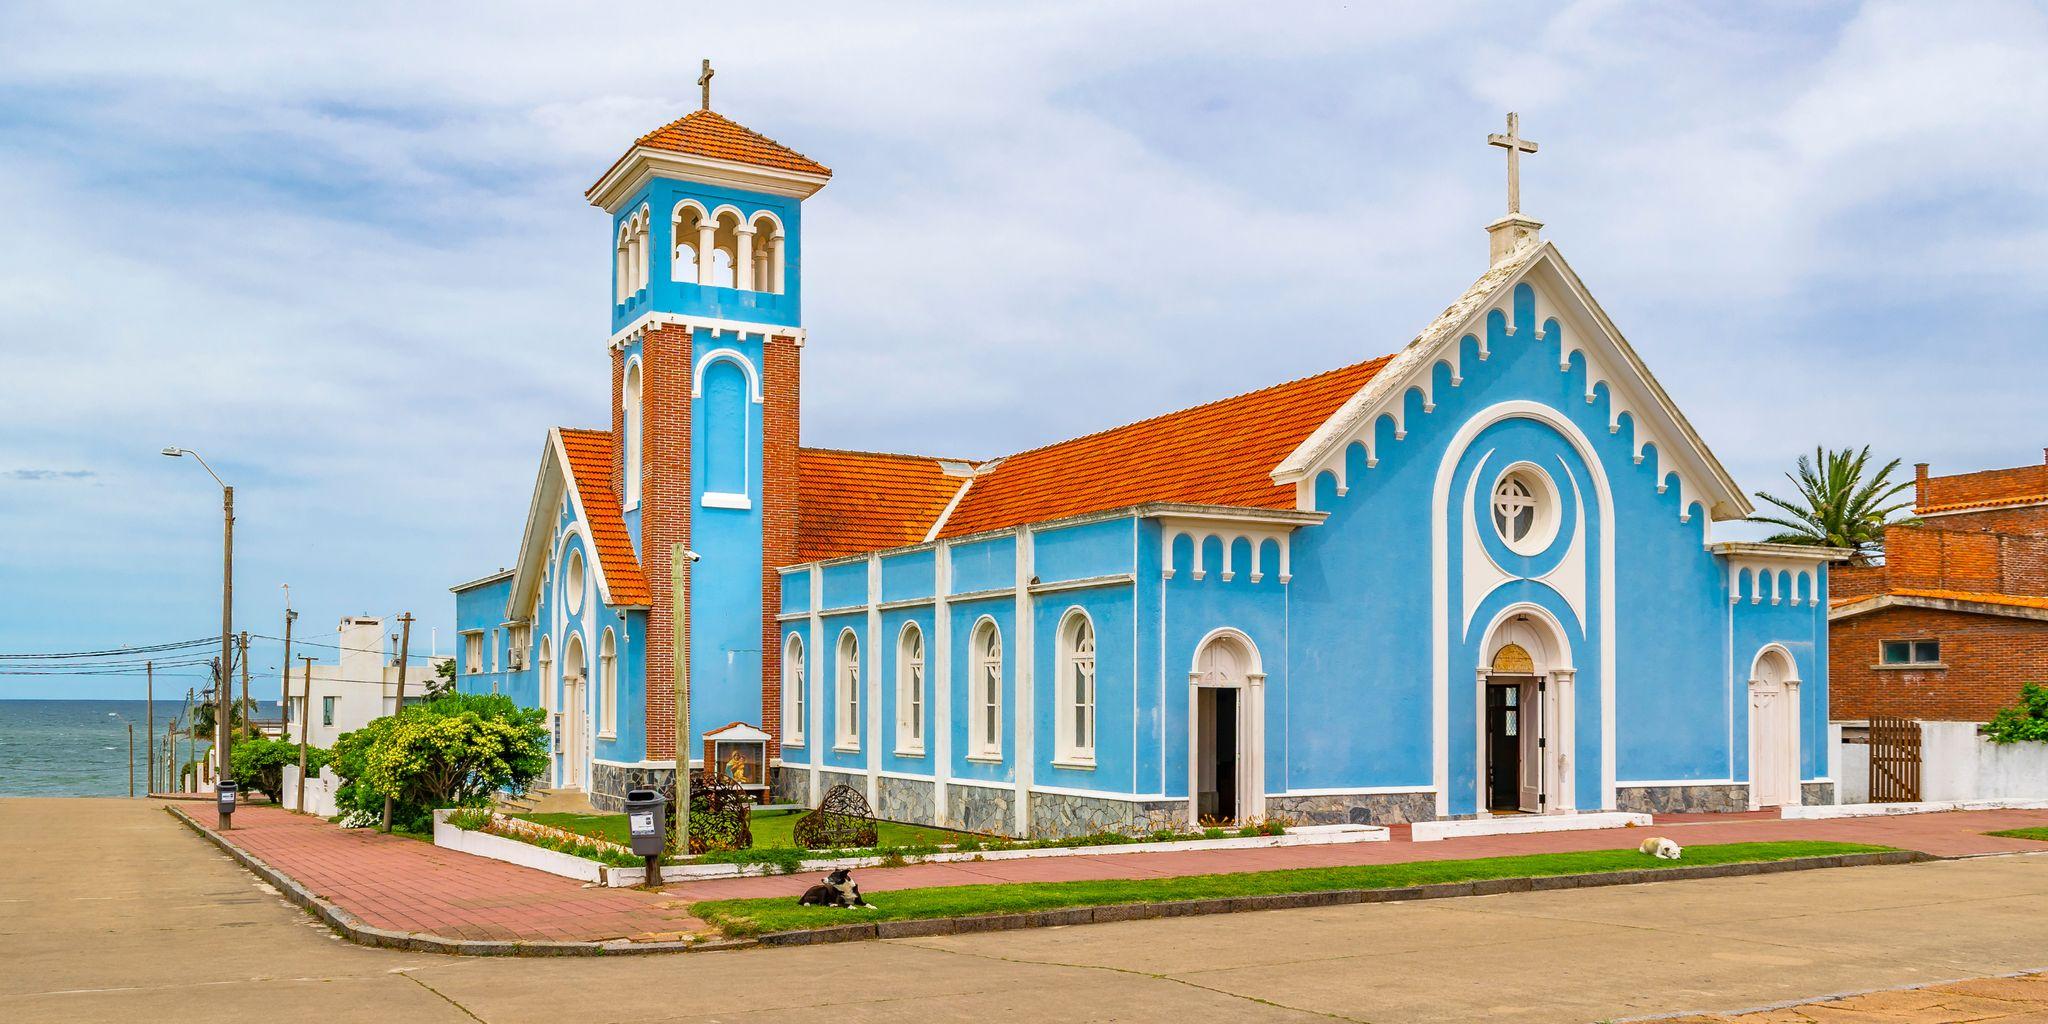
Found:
[1984,683,2048,744]
[329,692,548,831]
[230,737,329,803]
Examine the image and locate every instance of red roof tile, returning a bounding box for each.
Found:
[796,448,965,562]
[634,109,831,177]
[936,356,1393,538]
[558,429,652,606]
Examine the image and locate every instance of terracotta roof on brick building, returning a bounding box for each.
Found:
[1832,587,2048,614]
[796,448,965,562]
[935,356,1395,539]
[633,109,831,177]
[558,428,652,606]
[1918,460,2048,515]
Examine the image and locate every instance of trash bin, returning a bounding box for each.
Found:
[623,788,666,858]
[217,780,237,818]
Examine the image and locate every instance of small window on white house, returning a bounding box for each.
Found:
[599,628,618,738]
[1880,640,1941,666]
[490,628,500,673]
[1058,611,1096,764]
[464,633,483,675]
[972,620,1003,760]
[321,696,336,727]
[836,630,860,749]
[784,633,806,744]
[897,624,925,754]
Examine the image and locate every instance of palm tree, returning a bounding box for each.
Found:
[1749,446,1917,565]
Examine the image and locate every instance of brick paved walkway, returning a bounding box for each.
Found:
[660,807,2048,902]
[188,803,702,943]
[1663,972,2048,1022]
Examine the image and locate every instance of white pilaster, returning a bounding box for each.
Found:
[1014,528,1035,836]
[866,553,882,808]
[933,543,953,827]
[769,233,786,294]
[808,568,823,805]
[696,221,718,287]
[734,226,757,292]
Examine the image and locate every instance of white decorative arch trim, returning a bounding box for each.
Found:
[709,203,745,226]
[1748,642,1801,685]
[1187,626,1267,681]
[691,347,764,403]
[1476,603,1575,675]
[1432,400,1616,817]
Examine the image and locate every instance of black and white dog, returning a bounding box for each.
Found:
[797,868,873,909]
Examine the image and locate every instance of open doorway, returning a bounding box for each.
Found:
[1484,674,1542,813]
[1196,687,1239,822]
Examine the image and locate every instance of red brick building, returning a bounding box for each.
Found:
[1829,453,2048,722]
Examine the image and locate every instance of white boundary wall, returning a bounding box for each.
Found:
[280,765,342,818]
[1836,722,2048,805]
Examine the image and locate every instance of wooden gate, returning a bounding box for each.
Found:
[1868,715,1922,803]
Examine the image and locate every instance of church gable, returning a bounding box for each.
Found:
[1275,243,1752,530]
[506,427,650,619]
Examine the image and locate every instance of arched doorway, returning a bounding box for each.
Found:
[1749,645,1801,809]
[1189,629,1264,826]
[1476,607,1576,816]
[562,633,587,790]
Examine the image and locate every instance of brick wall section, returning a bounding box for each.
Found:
[1917,459,2048,511]
[1831,563,1889,600]
[1830,605,2048,721]
[1878,526,2048,596]
[758,335,801,759]
[639,324,693,760]
[1922,504,2048,536]
[610,345,624,494]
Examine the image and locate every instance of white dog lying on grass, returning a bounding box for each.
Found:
[1638,836,1683,860]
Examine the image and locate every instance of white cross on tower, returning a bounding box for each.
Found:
[698,59,716,111]
[1487,112,1539,216]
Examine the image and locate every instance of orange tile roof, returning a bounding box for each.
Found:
[796,448,965,562]
[558,428,652,606]
[1834,588,2048,613]
[634,109,831,177]
[1917,462,2048,514]
[936,356,1394,539]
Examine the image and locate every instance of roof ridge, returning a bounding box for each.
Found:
[800,445,975,464]
[637,108,831,176]
[987,354,1397,464]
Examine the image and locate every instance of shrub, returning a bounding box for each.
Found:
[230,737,329,803]
[328,692,549,832]
[1984,683,2048,744]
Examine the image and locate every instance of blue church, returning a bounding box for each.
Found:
[453,95,1841,835]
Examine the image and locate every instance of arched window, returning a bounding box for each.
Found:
[564,547,586,614]
[750,212,785,295]
[615,223,631,302]
[1057,611,1096,763]
[784,633,806,744]
[700,358,749,503]
[622,359,643,509]
[1490,465,1561,555]
[538,635,554,713]
[706,246,735,288]
[835,629,860,749]
[896,624,925,754]
[971,620,1003,760]
[598,628,617,738]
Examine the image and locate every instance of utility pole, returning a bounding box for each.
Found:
[296,655,314,813]
[672,546,695,863]
[145,661,155,794]
[127,722,135,798]
[380,613,414,832]
[238,631,252,741]
[217,481,235,827]
[166,719,177,794]
[183,688,195,793]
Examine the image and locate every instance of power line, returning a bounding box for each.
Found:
[0,638,217,660]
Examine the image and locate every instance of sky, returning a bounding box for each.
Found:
[3,1,2045,700]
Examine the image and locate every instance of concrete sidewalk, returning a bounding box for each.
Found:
[658,807,2048,902]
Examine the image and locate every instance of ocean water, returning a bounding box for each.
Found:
[0,699,213,797]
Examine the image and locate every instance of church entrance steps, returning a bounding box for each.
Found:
[1783,797,2048,821]
[1411,810,1649,842]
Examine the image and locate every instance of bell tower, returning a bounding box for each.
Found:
[586,69,831,767]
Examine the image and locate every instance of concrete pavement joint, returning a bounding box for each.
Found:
[1610,965,2048,1022]
[402,971,491,1024]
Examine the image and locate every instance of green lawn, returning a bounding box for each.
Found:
[1988,827,2048,842]
[692,840,1893,937]
[512,809,968,851]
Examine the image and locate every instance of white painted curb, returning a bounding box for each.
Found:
[432,810,605,884]
[1410,811,1651,842]
[1779,797,2048,820]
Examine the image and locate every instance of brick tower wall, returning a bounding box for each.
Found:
[639,324,693,760]
[759,335,801,759]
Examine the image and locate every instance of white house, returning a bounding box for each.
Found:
[279,616,453,748]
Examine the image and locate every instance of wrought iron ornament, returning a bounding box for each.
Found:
[792,783,879,849]
[686,767,753,853]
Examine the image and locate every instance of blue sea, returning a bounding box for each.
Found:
[0,699,213,797]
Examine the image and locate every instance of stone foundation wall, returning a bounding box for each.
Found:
[1266,791,1438,826]
[769,764,810,805]
[877,776,937,827]
[588,762,676,813]
[816,769,866,799]
[1027,791,1154,837]
[1613,783,1751,815]
[1802,781,1835,806]
[944,784,1014,836]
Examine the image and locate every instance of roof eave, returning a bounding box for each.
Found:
[1830,592,2048,623]
[586,146,832,211]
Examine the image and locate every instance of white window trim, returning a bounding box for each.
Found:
[462,630,484,675]
[835,628,861,752]
[1492,461,1561,556]
[622,357,644,511]
[784,633,806,745]
[896,622,926,756]
[564,548,587,615]
[1054,609,1097,768]
[598,628,618,739]
[970,618,1003,762]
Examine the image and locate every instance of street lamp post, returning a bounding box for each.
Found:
[163,446,235,828]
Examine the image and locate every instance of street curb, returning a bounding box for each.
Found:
[743,849,1935,948]
[165,806,754,957]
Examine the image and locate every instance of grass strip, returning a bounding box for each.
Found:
[692,840,1893,937]
[1988,827,2048,842]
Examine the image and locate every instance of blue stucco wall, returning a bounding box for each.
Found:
[610,178,803,333]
